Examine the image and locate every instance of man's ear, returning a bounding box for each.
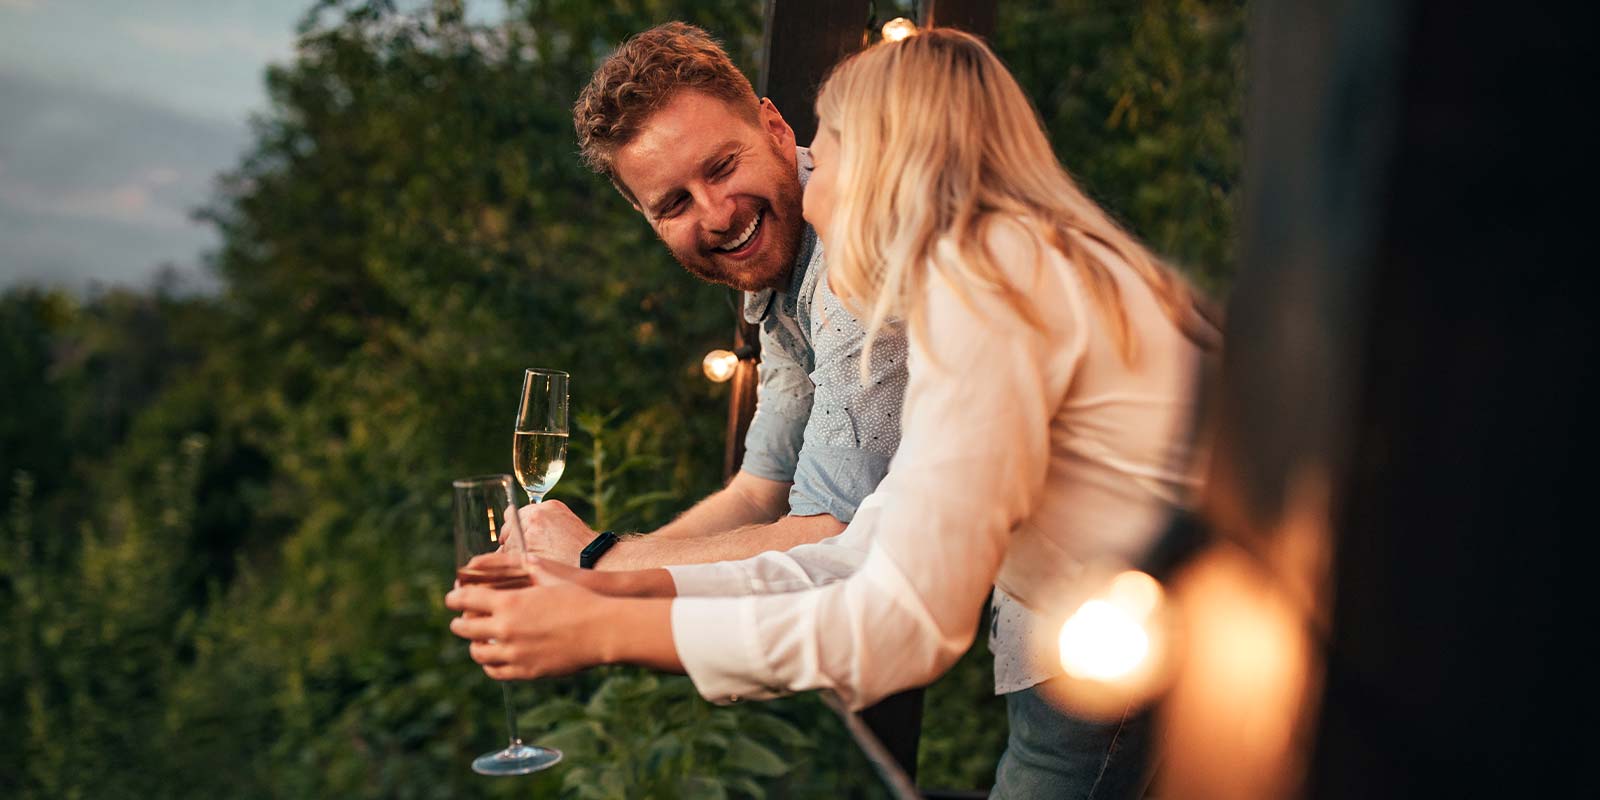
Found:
[758,97,797,151]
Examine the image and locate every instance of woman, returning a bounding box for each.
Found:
[448,29,1214,797]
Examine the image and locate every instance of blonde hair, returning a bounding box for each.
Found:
[816,29,1212,366]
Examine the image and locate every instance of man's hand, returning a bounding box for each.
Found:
[517,500,598,566]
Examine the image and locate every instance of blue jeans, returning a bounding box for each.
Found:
[990,678,1154,800]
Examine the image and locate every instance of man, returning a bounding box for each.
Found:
[519,22,909,571]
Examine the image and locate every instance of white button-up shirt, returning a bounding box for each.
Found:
[668,223,1205,709]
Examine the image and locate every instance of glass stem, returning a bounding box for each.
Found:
[501,682,522,747]
[501,491,536,750]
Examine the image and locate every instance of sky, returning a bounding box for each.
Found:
[0,0,500,293]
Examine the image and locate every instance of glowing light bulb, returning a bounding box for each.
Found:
[1058,570,1164,682]
[881,17,918,42]
[702,349,739,382]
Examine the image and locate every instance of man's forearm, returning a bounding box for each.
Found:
[596,512,846,571]
[649,472,791,540]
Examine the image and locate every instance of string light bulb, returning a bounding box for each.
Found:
[1043,566,1175,719]
[702,349,739,382]
[1058,570,1167,683]
[881,17,918,42]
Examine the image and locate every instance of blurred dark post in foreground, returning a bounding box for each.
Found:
[1167,0,1591,796]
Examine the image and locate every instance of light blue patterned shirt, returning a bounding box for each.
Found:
[738,148,910,522]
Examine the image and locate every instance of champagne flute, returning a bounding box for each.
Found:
[451,474,561,776]
[514,368,569,506]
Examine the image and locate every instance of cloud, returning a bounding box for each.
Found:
[124,19,291,61]
[0,178,190,230]
[143,166,182,186]
[0,72,246,288]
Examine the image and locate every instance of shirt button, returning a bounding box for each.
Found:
[727,695,741,703]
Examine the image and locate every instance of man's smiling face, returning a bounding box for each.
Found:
[612,90,804,292]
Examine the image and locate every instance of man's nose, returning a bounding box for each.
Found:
[698,188,736,234]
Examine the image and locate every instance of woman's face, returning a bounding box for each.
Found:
[802,124,839,249]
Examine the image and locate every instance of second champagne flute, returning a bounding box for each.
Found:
[514,368,569,506]
[452,474,560,775]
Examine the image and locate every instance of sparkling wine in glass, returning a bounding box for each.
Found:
[514,369,569,505]
[451,474,561,776]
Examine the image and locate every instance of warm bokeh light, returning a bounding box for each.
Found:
[1155,481,1330,800]
[702,349,739,382]
[1059,599,1150,680]
[1058,569,1165,682]
[1107,568,1164,618]
[881,17,919,42]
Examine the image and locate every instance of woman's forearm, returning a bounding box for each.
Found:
[531,559,678,597]
[595,596,683,673]
[592,567,677,598]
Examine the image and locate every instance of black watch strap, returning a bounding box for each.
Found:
[579,530,619,569]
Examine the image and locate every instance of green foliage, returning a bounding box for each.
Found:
[519,672,802,798]
[0,0,1243,797]
[999,0,1245,292]
[557,409,686,533]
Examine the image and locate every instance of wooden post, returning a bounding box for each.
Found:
[725,0,870,482]
[1171,0,1590,797]
[924,0,998,39]
[721,317,760,480]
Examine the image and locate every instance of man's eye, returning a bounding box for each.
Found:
[714,157,736,178]
[661,197,687,218]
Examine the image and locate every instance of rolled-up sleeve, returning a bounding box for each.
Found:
[786,445,891,523]
[671,253,1085,710]
[739,321,814,483]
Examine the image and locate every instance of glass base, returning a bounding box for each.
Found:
[471,742,562,776]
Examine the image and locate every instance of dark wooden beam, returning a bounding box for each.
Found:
[924,0,998,39]
[758,0,866,146]
[726,2,867,485]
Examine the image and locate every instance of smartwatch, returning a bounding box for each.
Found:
[579,530,619,569]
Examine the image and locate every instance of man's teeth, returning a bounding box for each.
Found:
[717,214,761,252]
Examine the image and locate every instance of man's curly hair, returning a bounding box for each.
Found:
[573,22,760,192]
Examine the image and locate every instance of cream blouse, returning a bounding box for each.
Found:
[669,222,1204,710]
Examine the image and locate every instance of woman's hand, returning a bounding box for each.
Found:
[446,580,614,680]
[444,577,682,681]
